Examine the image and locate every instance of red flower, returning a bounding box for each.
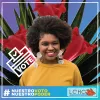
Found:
[0,25,27,50]
[33,0,66,18]
[63,27,97,61]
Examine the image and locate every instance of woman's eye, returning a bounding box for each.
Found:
[42,42,48,46]
[52,42,58,45]
[41,42,59,46]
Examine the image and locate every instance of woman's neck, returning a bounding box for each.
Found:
[40,58,58,64]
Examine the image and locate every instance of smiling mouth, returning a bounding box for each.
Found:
[47,52,56,57]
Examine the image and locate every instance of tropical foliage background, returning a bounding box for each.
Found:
[0,0,100,85]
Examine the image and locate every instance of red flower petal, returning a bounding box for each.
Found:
[0,36,25,50]
[0,24,27,50]
[63,27,97,61]
[50,3,66,18]
[33,0,66,18]
[15,24,27,44]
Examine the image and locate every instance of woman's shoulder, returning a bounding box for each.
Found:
[19,63,36,86]
[22,63,35,75]
[63,59,81,75]
[63,59,78,70]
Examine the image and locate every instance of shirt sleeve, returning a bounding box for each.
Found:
[73,65,84,86]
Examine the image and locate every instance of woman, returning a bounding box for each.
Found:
[19,16,83,86]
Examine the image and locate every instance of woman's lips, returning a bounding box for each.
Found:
[47,52,56,57]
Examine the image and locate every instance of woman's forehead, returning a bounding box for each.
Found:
[39,34,59,42]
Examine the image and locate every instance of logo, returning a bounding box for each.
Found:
[67,88,97,97]
[6,46,36,77]
[86,88,96,96]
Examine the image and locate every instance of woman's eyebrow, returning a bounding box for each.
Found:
[41,40,59,43]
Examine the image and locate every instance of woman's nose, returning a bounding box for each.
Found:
[48,44,54,50]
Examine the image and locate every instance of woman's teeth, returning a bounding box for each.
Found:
[47,52,55,56]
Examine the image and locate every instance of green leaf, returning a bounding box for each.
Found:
[0,66,19,85]
[0,14,14,37]
[82,12,100,42]
[73,53,87,65]
[0,76,14,85]
[39,0,45,4]
[27,3,36,27]
[60,0,69,22]
[73,39,98,66]
[82,67,98,85]
[40,0,44,2]
[14,9,21,28]
[0,45,11,58]
[71,0,86,28]
[74,51,98,85]
[18,0,28,28]
[0,30,6,39]
[73,47,97,65]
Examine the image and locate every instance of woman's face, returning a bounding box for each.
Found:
[39,34,60,64]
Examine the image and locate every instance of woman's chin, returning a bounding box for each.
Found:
[46,56,58,62]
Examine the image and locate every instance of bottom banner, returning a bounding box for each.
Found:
[0,86,99,98]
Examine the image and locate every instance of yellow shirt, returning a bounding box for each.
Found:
[19,59,83,86]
